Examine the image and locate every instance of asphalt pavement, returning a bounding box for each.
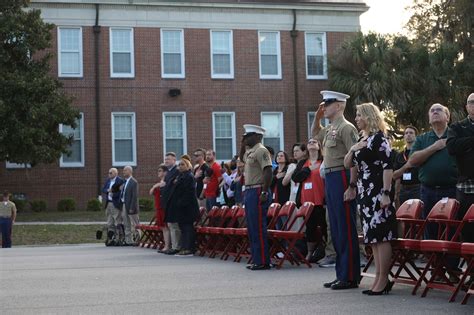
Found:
[0,244,472,314]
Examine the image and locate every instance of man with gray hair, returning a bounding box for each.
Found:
[403,103,458,240]
[101,168,124,246]
[120,166,140,245]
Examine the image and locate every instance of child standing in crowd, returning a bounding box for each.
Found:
[149,164,171,253]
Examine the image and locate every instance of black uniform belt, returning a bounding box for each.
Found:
[325,166,345,174]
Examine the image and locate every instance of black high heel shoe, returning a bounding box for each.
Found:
[362,289,372,295]
[367,281,394,296]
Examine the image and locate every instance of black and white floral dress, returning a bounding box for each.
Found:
[353,131,397,244]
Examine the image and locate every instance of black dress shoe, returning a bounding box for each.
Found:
[331,280,358,290]
[323,279,338,288]
[246,264,271,271]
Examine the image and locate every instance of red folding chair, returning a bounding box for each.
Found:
[198,206,231,257]
[235,202,284,264]
[195,206,223,255]
[414,198,461,296]
[219,206,248,260]
[268,201,315,269]
[361,199,424,280]
[207,205,242,258]
[446,204,474,303]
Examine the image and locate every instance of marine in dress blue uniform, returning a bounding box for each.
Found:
[313,91,360,289]
[240,124,273,270]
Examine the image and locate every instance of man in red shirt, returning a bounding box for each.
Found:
[203,149,222,211]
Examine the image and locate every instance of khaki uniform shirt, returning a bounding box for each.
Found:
[316,116,358,168]
[243,143,272,186]
[0,201,17,218]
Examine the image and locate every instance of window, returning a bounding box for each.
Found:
[161,29,185,78]
[60,113,85,167]
[307,112,329,139]
[210,30,234,79]
[213,112,236,161]
[110,28,134,77]
[305,32,327,79]
[258,31,281,79]
[163,112,187,157]
[261,112,284,152]
[112,113,136,166]
[58,27,83,77]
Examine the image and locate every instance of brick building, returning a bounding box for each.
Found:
[1,0,367,209]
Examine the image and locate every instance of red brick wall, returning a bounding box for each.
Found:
[0,27,355,210]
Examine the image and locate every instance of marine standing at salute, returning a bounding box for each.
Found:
[239,124,274,270]
[311,91,360,290]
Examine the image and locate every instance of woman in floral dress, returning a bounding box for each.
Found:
[344,103,397,295]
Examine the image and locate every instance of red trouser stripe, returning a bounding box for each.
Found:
[257,187,265,264]
[341,170,354,281]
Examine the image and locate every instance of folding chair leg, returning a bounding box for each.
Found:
[451,260,473,303]
[413,254,435,295]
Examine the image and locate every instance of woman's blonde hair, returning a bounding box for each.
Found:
[179,154,193,170]
[356,103,387,135]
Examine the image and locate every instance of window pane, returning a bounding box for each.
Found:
[112,29,131,51]
[307,34,323,56]
[216,139,233,160]
[113,52,131,73]
[213,54,230,74]
[114,116,132,139]
[115,139,133,162]
[165,115,183,138]
[63,140,81,163]
[261,55,278,75]
[166,139,184,157]
[60,29,79,51]
[163,31,181,53]
[260,32,277,55]
[163,54,182,74]
[215,115,232,138]
[212,31,230,54]
[307,55,324,76]
[262,114,280,138]
[263,138,280,152]
[61,52,80,74]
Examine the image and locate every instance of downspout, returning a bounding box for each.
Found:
[93,4,102,195]
[291,9,301,142]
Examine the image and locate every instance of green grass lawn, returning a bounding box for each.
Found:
[13,224,104,246]
[16,211,154,222]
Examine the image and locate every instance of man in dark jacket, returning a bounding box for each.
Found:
[161,152,181,254]
[447,93,474,243]
[101,168,124,245]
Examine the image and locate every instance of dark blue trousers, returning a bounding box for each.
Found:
[0,217,12,248]
[244,187,271,265]
[325,170,360,283]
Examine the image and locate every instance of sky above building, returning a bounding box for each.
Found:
[360,0,413,35]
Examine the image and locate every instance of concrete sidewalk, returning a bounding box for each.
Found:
[0,244,472,314]
[14,222,105,225]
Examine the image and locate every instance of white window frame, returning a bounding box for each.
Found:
[258,31,282,80]
[109,28,135,78]
[261,112,284,151]
[111,112,137,167]
[59,113,85,168]
[161,29,185,79]
[305,32,328,80]
[212,112,236,162]
[307,112,330,139]
[5,162,31,169]
[162,112,187,159]
[210,30,234,79]
[57,26,83,78]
